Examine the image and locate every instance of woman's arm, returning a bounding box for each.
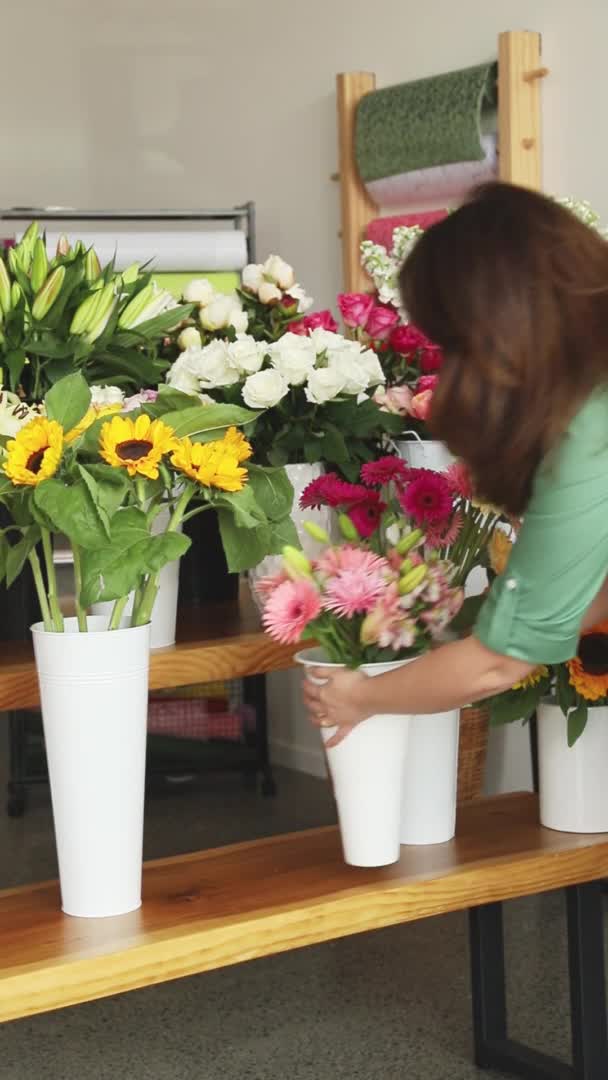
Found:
[303,636,534,748]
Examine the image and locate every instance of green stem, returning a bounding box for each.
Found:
[109,594,129,631]
[71,545,88,632]
[28,549,53,632]
[132,486,194,628]
[41,529,63,631]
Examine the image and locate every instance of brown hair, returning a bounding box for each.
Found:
[399,182,608,515]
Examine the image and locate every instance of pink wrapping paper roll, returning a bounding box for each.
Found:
[366,211,447,250]
[365,134,497,211]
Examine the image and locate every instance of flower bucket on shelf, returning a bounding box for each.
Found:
[396,433,454,472]
[32,616,150,918]
[179,509,239,607]
[296,649,460,864]
[537,702,608,833]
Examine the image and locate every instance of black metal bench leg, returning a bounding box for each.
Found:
[469,885,608,1079]
[6,711,27,818]
[567,882,608,1080]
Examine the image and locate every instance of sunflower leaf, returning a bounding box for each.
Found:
[567,704,588,747]
[33,477,109,548]
[159,404,260,441]
[44,373,91,432]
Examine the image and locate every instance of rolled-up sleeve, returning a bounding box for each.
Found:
[474,392,608,664]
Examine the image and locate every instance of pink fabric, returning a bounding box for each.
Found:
[147,699,255,741]
[366,211,447,251]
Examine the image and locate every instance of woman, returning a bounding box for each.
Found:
[304,181,608,747]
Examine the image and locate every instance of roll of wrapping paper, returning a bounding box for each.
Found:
[355,60,498,183]
[366,210,447,251]
[152,271,240,299]
[38,229,248,272]
[366,133,497,210]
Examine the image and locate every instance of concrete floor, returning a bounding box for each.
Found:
[0,745,588,1080]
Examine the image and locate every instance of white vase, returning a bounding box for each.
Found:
[400,711,460,844]
[397,437,453,471]
[296,648,411,867]
[31,615,151,917]
[90,507,180,649]
[538,702,608,833]
[250,463,332,602]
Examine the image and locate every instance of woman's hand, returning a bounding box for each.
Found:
[302,667,371,748]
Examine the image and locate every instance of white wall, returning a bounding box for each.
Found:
[2,0,603,790]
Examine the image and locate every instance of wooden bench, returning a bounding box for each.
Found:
[1,792,607,1079]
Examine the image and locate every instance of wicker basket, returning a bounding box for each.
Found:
[457,704,490,802]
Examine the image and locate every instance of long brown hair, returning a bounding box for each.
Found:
[399,182,608,514]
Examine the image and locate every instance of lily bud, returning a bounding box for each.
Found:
[20,221,39,257]
[84,282,117,342]
[398,564,428,595]
[31,266,66,320]
[399,557,413,575]
[70,290,104,335]
[302,521,330,544]
[30,238,49,293]
[56,234,71,257]
[118,282,176,329]
[84,248,102,284]
[0,259,11,314]
[396,528,424,556]
[10,282,22,308]
[282,545,313,578]
[338,513,359,541]
[120,263,141,285]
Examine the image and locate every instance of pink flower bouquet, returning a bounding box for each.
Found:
[257,457,464,666]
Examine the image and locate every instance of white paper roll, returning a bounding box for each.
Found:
[38,229,248,271]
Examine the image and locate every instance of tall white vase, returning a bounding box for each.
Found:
[538,703,608,833]
[397,437,453,471]
[91,507,180,649]
[250,463,332,601]
[296,649,411,867]
[400,711,460,845]
[31,615,150,918]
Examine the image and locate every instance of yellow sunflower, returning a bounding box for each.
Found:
[171,436,248,492]
[100,414,178,479]
[488,530,513,576]
[222,426,253,463]
[65,403,122,444]
[512,665,549,690]
[567,621,608,701]
[4,416,63,486]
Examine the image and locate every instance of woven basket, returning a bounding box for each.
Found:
[457,704,490,802]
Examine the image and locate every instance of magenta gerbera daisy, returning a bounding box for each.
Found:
[299,473,369,510]
[322,568,387,618]
[262,578,321,644]
[400,469,454,525]
[444,461,473,500]
[424,510,463,548]
[360,457,410,488]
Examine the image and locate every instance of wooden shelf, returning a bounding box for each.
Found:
[0,584,301,712]
[1,793,607,1022]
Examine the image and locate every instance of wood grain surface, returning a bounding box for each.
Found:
[1,793,607,1023]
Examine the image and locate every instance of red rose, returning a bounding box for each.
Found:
[389,324,428,355]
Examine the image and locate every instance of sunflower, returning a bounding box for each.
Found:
[100,414,177,479]
[171,436,248,492]
[512,665,549,690]
[488,530,513,576]
[567,621,608,701]
[4,416,63,486]
[65,403,122,444]
[222,426,253,463]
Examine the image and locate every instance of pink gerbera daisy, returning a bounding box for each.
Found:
[254,569,290,601]
[400,470,453,525]
[322,568,387,618]
[424,510,463,548]
[444,461,474,500]
[262,578,321,644]
[360,457,410,488]
[299,474,369,510]
[315,546,389,577]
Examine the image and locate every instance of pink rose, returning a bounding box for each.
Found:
[365,303,399,341]
[415,374,439,393]
[374,384,413,416]
[420,345,444,373]
[389,324,428,355]
[409,389,434,421]
[337,292,375,329]
[288,309,338,335]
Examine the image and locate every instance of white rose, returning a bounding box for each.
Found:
[199,294,234,331]
[358,348,386,386]
[309,328,351,353]
[242,369,289,409]
[258,281,282,305]
[166,353,203,396]
[263,255,295,291]
[269,332,316,386]
[327,351,369,395]
[196,340,240,388]
[183,278,215,305]
[241,263,264,293]
[227,334,265,375]
[177,326,202,350]
[285,283,313,313]
[304,367,347,405]
[229,304,249,334]
[90,385,124,408]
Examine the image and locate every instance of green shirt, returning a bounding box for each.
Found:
[474,390,608,664]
